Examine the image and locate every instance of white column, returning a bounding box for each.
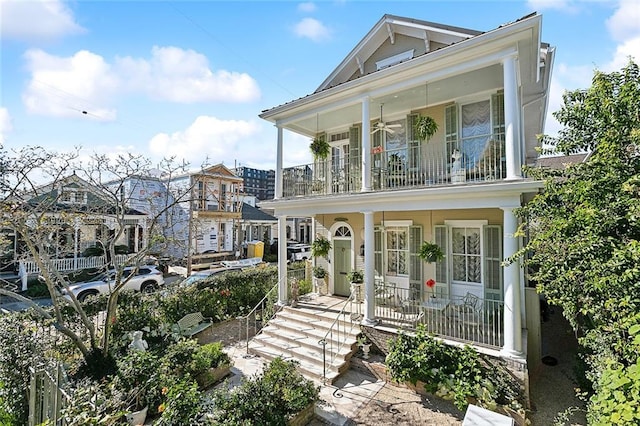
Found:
[362,210,377,325]
[501,206,523,357]
[361,97,372,192]
[275,125,284,199]
[503,55,521,180]
[277,215,288,306]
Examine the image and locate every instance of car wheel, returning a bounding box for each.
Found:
[77,290,99,303]
[140,282,157,294]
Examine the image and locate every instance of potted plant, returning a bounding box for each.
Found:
[347,270,364,303]
[310,235,331,258]
[414,115,438,142]
[312,265,327,295]
[309,137,330,160]
[192,342,233,389]
[347,270,364,284]
[357,334,372,359]
[417,241,444,263]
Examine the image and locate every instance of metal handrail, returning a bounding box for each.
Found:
[236,278,282,354]
[318,292,360,384]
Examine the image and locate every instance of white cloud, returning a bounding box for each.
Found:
[148,116,263,166]
[0,0,85,41]
[298,2,317,13]
[544,63,595,136]
[526,0,579,13]
[0,108,13,144]
[22,49,118,120]
[606,0,640,42]
[293,18,331,42]
[21,46,261,119]
[116,46,260,103]
[605,36,640,71]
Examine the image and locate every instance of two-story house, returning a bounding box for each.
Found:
[259,13,554,367]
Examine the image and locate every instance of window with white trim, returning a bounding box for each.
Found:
[386,227,408,276]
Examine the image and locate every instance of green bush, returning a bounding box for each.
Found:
[386,325,523,411]
[208,358,319,425]
[159,266,277,324]
[587,323,640,425]
[0,312,54,424]
[158,379,204,425]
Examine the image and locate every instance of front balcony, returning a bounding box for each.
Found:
[283,134,506,198]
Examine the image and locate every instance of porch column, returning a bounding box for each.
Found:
[134,225,140,253]
[503,54,521,180]
[277,215,288,306]
[501,206,523,357]
[275,125,284,199]
[361,96,372,192]
[362,210,377,325]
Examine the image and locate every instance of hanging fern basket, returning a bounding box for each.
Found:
[417,241,444,263]
[311,236,331,257]
[310,138,330,160]
[414,115,439,142]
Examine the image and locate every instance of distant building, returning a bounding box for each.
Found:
[232,167,275,201]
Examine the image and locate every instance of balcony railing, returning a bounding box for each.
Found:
[282,134,506,197]
[372,282,504,349]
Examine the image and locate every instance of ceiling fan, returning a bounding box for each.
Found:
[371,104,401,135]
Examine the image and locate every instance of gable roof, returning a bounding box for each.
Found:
[534,154,588,170]
[242,203,277,222]
[19,174,146,215]
[318,14,481,92]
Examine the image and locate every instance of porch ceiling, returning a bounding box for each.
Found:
[286,64,504,137]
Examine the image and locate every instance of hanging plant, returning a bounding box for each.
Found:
[311,235,331,257]
[417,241,444,263]
[309,137,330,160]
[414,115,439,142]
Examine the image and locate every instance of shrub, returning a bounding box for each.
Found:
[157,379,204,425]
[208,358,319,425]
[386,325,523,411]
[0,312,55,424]
[194,342,231,370]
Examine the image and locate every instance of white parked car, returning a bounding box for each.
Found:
[287,244,311,262]
[60,266,165,302]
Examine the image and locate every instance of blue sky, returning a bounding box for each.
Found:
[1,0,638,173]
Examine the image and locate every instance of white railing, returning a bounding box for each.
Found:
[282,134,506,197]
[20,254,130,275]
[374,283,504,349]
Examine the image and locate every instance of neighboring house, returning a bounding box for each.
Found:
[112,165,245,267]
[238,201,277,257]
[170,164,244,262]
[5,174,148,275]
[259,12,554,369]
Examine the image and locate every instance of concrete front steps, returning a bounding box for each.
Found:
[247,301,361,384]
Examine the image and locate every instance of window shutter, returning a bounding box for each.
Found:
[409,225,422,300]
[349,126,361,191]
[444,105,458,160]
[374,226,383,279]
[434,225,448,287]
[484,225,502,301]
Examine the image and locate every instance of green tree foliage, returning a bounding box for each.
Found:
[516,61,640,423]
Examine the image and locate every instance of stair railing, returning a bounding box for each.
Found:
[318,292,361,384]
[237,275,287,354]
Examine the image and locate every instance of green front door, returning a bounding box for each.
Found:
[333,239,351,296]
